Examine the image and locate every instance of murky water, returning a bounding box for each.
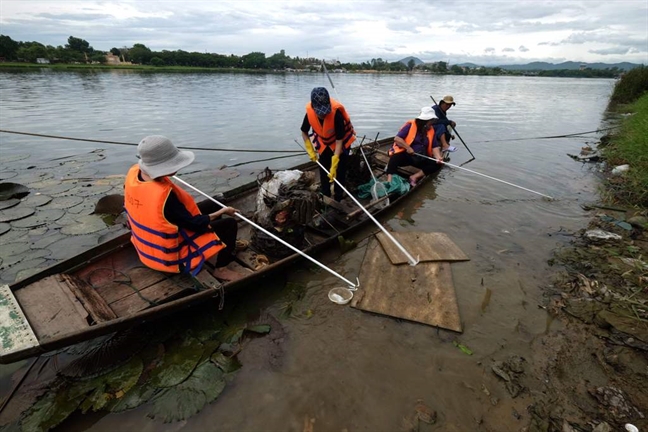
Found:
[0,70,614,430]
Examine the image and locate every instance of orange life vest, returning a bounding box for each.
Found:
[124,165,225,275]
[389,120,435,157]
[305,98,356,154]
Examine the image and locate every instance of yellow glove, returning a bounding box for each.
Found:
[304,139,317,162]
[328,154,340,183]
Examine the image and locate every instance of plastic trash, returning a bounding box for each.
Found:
[585,229,622,241]
[611,164,630,176]
[624,424,638,432]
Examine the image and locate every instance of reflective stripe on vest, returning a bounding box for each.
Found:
[388,120,435,157]
[124,164,225,275]
[305,98,356,154]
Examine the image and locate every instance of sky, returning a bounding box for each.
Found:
[1,0,647,66]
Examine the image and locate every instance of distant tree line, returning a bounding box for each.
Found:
[0,34,627,78]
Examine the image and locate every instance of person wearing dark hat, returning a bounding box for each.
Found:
[432,95,457,152]
[301,87,356,201]
[124,135,244,281]
[386,107,444,187]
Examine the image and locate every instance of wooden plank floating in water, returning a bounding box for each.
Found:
[376,232,470,265]
[352,238,463,333]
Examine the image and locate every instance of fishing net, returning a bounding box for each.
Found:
[357,176,410,199]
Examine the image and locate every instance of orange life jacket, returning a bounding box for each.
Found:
[389,120,435,157]
[305,98,356,154]
[124,165,225,275]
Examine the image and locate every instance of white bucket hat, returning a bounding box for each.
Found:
[416,106,438,121]
[137,135,195,179]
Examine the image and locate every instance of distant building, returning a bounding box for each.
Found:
[105,54,132,65]
[36,58,50,64]
[579,64,587,71]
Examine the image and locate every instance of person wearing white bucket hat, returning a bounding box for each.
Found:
[386,107,444,187]
[124,135,245,281]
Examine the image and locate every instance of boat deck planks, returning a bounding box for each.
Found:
[14,275,90,340]
[60,274,117,323]
[109,274,196,317]
[376,232,470,265]
[352,238,462,333]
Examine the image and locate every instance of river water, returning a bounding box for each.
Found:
[0,70,614,430]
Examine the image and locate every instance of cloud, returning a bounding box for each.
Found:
[0,0,646,64]
[589,47,631,55]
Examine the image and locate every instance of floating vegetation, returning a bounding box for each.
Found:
[1,154,30,163]
[0,198,21,210]
[0,223,10,236]
[0,171,18,180]
[0,207,35,223]
[2,309,276,430]
[21,195,52,207]
[94,194,125,215]
[46,196,84,209]
[0,182,30,201]
[11,209,65,229]
[60,215,108,235]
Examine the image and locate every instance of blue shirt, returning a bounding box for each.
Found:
[432,105,453,127]
[433,123,448,148]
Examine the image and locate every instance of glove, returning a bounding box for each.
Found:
[304,139,317,162]
[328,154,340,183]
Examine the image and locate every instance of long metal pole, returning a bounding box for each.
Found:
[172,176,359,289]
[430,95,476,160]
[414,154,554,199]
[295,140,419,266]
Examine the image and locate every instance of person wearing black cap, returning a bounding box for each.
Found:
[301,87,356,201]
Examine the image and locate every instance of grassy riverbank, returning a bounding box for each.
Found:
[604,66,648,207]
[539,66,648,431]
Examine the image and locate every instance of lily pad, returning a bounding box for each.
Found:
[20,387,84,432]
[11,209,65,229]
[39,182,77,196]
[107,384,158,413]
[0,242,32,257]
[246,324,271,334]
[76,185,114,197]
[60,215,108,235]
[1,154,30,163]
[75,356,144,413]
[46,235,99,260]
[28,179,62,190]
[0,198,20,210]
[0,182,30,201]
[149,335,204,388]
[67,201,96,215]
[21,194,52,207]
[94,194,125,215]
[0,171,18,181]
[31,233,66,249]
[0,206,35,223]
[14,259,48,281]
[210,352,242,373]
[46,196,85,209]
[0,223,10,236]
[148,361,226,423]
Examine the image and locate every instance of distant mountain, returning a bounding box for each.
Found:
[399,56,424,66]
[456,62,480,68]
[497,61,641,71]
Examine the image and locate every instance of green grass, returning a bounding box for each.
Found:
[603,94,648,207]
[610,66,648,104]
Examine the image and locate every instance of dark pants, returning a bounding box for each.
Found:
[386,152,440,176]
[210,217,238,267]
[197,201,238,267]
[318,146,348,201]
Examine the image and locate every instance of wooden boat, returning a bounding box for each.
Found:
[0,137,445,363]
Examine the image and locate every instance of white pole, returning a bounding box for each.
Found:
[172,176,359,289]
[415,154,553,199]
